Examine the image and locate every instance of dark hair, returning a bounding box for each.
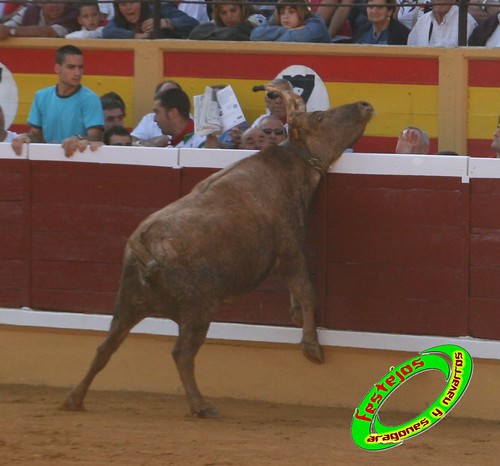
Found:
[276,0,312,24]
[366,0,397,15]
[212,0,259,27]
[113,1,150,30]
[155,80,182,95]
[101,92,126,113]
[155,88,191,120]
[77,2,100,14]
[103,126,132,145]
[436,150,459,156]
[56,45,83,65]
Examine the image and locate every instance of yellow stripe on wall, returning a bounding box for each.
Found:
[14,71,439,139]
[331,83,438,138]
[172,78,439,138]
[468,87,500,139]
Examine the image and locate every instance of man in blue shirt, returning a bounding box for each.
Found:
[12,44,103,157]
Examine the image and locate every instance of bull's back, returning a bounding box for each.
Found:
[123,148,311,301]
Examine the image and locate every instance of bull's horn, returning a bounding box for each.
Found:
[253,84,306,126]
[252,85,266,92]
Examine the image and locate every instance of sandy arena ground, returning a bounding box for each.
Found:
[0,384,498,465]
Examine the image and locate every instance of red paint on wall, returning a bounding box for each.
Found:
[0,159,30,308]
[29,161,181,313]
[163,52,439,84]
[2,156,500,339]
[469,179,500,338]
[324,173,469,337]
[0,47,134,76]
[468,138,496,158]
[468,60,500,87]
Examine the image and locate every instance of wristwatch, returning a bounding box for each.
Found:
[481,0,489,12]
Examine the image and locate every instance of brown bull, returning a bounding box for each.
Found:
[62,86,373,417]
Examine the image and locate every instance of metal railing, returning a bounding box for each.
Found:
[0,0,491,46]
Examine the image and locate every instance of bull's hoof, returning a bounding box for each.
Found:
[60,396,86,412]
[302,342,325,364]
[192,404,221,419]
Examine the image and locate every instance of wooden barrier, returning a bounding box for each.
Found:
[1,142,499,344]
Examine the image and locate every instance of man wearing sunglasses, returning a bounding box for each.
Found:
[258,115,287,145]
[228,77,293,148]
[251,78,293,128]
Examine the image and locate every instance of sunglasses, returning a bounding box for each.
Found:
[266,92,281,100]
[262,128,285,136]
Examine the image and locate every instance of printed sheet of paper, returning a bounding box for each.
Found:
[194,87,221,136]
[215,85,246,133]
[194,86,246,136]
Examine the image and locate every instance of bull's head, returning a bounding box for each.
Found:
[253,84,374,174]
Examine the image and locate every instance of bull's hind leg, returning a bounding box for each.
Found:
[62,312,142,411]
[284,258,325,365]
[172,313,219,418]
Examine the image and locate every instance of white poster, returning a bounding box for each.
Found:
[275,65,329,112]
[0,62,19,128]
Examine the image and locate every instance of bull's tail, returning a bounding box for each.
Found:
[126,233,165,288]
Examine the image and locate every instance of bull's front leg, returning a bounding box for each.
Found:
[284,259,325,365]
[289,293,304,328]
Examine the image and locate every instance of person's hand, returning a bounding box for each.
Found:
[134,31,152,39]
[230,126,243,148]
[11,134,30,156]
[396,128,420,154]
[61,136,101,158]
[205,133,220,149]
[89,140,103,152]
[135,135,171,147]
[141,18,154,33]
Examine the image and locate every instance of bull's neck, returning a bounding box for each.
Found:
[280,140,327,176]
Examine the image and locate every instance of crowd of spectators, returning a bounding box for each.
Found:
[2,42,498,157]
[1,0,499,46]
[1,11,499,157]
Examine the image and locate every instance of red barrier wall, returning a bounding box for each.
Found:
[325,174,469,337]
[0,151,499,341]
[0,159,30,308]
[29,161,181,313]
[469,178,500,340]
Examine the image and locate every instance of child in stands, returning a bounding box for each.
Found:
[250,0,330,43]
[65,2,104,39]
